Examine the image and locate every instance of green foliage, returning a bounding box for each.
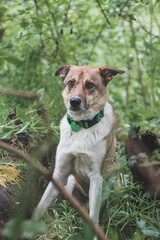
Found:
[69,222,94,240]
[2,218,47,240]
[136,219,160,238]
[0,0,159,116]
[0,95,59,143]
[0,0,160,240]
[100,144,160,240]
[38,198,83,240]
[30,144,160,240]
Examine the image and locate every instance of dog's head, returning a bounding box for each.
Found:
[55,65,125,119]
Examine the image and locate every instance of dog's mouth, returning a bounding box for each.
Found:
[69,106,82,111]
[68,96,90,112]
[69,105,89,112]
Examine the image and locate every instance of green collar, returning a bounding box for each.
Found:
[66,109,104,132]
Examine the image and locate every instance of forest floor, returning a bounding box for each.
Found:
[0,102,160,240]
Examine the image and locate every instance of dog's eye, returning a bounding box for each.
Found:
[68,81,75,88]
[85,82,95,89]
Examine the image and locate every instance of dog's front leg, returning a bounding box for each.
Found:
[89,173,103,223]
[89,173,103,240]
[32,152,73,221]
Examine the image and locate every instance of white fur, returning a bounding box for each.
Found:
[33,102,115,240]
[60,102,114,150]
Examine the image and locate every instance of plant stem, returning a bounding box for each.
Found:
[129,19,147,108]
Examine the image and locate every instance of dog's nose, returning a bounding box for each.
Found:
[70,97,81,108]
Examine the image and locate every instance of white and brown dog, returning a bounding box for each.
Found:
[33,65,125,239]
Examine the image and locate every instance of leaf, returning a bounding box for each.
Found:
[20,19,30,28]
[142,226,160,238]
[127,156,136,167]
[22,220,48,239]
[15,122,29,134]
[37,88,45,101]
[5,56,23,66]
[1,130,14,139]
[0,6,7,20]
[69,222,94,240]
[136,219,146,229]
[2,218,23,239]
[2,219,47,240]
[32,19,43,30]
[137,219,160,238]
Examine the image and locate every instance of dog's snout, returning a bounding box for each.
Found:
[70,97,81,109]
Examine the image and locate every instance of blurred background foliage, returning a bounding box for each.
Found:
[0,0,159,132]
[0,0,160,240]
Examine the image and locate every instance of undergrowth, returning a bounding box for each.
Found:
[1,1,160,238]
[34,144,160,240]
[0,96,160,240]
[36,198,83,240]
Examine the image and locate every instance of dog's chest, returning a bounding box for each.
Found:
[58,102,115,182]
[59,119,108,175]
[70,140,106,193]
[72,139,106,169]
[59,116,108,154]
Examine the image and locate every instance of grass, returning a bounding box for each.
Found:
[33,144,160,240]
[36,199,83,240]
[0,94,160,240]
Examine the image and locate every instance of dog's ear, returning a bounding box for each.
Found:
[99,66,125,85]
[55,65,71,80]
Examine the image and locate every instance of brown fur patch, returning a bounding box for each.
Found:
[62,66,108,111]
[100,113,117,179]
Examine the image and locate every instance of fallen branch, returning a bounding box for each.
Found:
[0,141,108,240]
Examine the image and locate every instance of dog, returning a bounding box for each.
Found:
[33,65,125,239]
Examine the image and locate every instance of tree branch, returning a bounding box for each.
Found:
[96,0,110,26]
[137,19,159,38]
